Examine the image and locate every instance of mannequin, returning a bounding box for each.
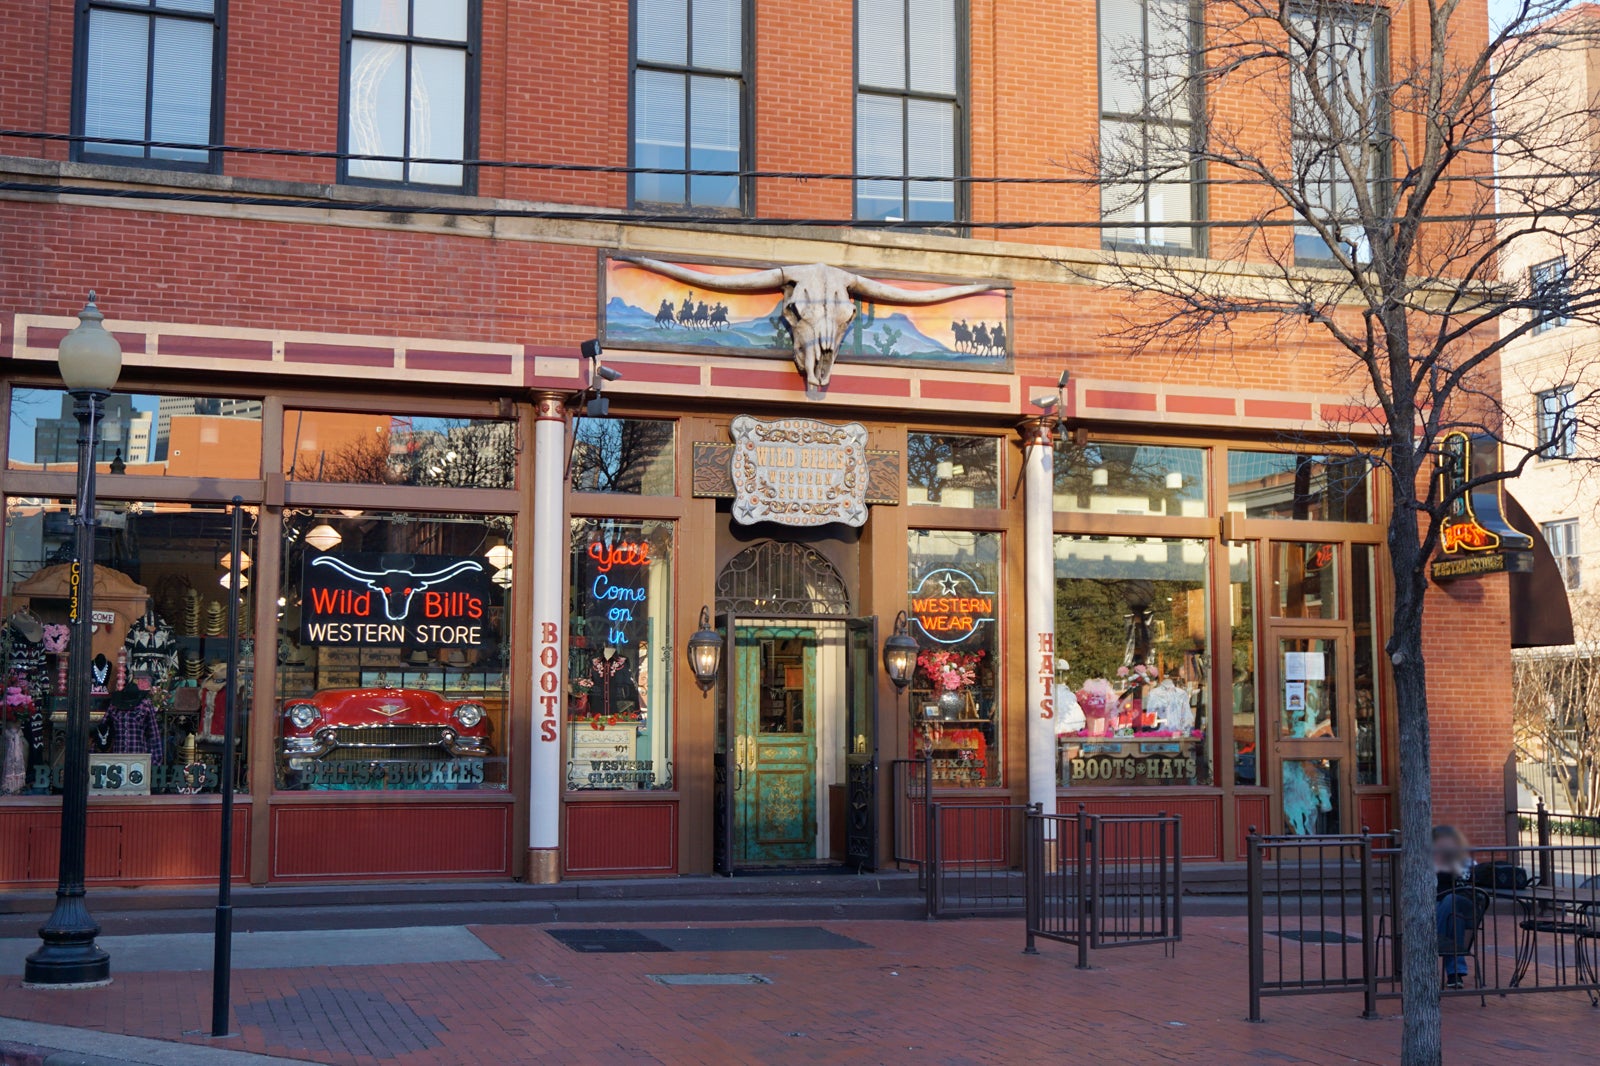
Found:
[106,682,163,764]
[198,662,230,740]
[587,646,641,720]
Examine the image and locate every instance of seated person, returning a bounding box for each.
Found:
[1433,825,1477,989]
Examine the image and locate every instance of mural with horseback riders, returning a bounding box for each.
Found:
[602,255,1012,369]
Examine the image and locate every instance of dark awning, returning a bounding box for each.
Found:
[1505,491,1575,648]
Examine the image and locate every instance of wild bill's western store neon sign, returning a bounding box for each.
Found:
[301,552,493,648]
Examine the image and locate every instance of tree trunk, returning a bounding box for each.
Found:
[1388,495,1441,1065]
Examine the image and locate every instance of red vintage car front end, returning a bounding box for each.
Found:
[279,688,491,761]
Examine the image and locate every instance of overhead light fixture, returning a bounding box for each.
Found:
[491,567,513,588]
[486,543,514,570]
[882,611,918,692]
[219,573,249,590]
[220,551,251,571]
[686,606,722,692]
[304,524,342,551]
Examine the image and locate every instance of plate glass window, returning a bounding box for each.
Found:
[906,530,1001,786]
[1099,0,1199,252]
[571,418,676,495]
[345,0,472,188]
[1053,536,1212,787]
[1531,257,1570,334]
[1228,450,1369,522]
[1543,519,1580,591]
[855,0,962,223]
[282,410,515,489]
[3,498,255,796]
[632,0,746,210]
[1289,9,1385,264]
[1537,385,1578,459]
[906,433,999,508]
[9,388,263,478]
[76,0,219,168]
[276,511,512,792]
[1054,441,1206,516]
[567,519,674,790]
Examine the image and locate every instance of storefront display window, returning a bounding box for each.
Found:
[1231,543,1259,786]
[907,529,1002,786]
[3,498,255,796]
[8,388,263,478]
[567,518,674,790]
[907,434,1001,508]
[1054,442,1207,517]
[275,511,512,791]
[1227,450,1370,522]
[570,417,675,495]
[1352,545,1382,784]
[282,410,515,489]
[1272,541,1340,618]
[1053,536,1211,787]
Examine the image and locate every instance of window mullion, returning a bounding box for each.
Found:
[682,71,694,206]
[142,11,157,159]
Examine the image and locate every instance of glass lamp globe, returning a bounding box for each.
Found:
[57,292,123,392]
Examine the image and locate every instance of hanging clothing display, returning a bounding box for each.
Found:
[106,688,164,764]
[587,653,641,720]
[123,609,180,687]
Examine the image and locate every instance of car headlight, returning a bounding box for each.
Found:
[285,703,319,729]
[453,702,485,729]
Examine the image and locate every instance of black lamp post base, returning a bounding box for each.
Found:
[24,943,111,988]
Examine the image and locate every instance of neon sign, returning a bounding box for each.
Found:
[1431,431,1534,582]
[301,552,492,648]
[910,568,996,644]
[583,540,651,646]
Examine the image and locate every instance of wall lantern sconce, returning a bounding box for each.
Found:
[686,605,722,692]
[881,611,918,692]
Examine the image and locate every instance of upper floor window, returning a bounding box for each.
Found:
[855,0,964,224]
[74,0,223,171]
[1099,0,1199,253]
[631,0,747,211]
[1290,6,1386,265]
[343,0,474,190]
[1531,257,1571,334]
[1543,519,1581,591]
[1538,385,1578,459]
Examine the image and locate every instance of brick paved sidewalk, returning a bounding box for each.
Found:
[0,916,1590,1065]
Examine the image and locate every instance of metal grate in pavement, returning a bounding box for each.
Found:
[1271,929,1362,944]
[546,926,869,954]
[648,973,772,986]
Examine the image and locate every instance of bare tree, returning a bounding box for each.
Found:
[1091,1,1600,1059]
[1513,600,1600,818]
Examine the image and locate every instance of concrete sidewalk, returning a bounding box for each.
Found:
[0,916,1590,1065]
[0,1017,306,1065]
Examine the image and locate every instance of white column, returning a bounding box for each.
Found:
[1020,417,1057,816]
[528,391,567,883]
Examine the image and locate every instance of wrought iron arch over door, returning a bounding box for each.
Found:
[715,541,852,617]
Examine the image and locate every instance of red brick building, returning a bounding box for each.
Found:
[0,0,1539,886]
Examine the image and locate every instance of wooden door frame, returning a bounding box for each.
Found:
[1263,620,1357,834]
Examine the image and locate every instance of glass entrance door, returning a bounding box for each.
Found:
[1268,629,1351,835]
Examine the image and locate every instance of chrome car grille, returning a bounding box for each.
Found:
[331,725,449,748]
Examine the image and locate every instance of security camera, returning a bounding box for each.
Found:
[596,365,622,382]
[580,339,602,359]
[1056,369,1071,389]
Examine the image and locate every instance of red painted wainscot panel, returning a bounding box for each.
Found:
[1058,794,1223,861]
[1357,793,1394,836]
[901,795,1014,865]
[269,802,510,882]
[0,802,250,887]
[1235,793,1272,858]
[563,801,678,877]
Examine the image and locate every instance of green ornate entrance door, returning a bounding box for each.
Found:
[733,627,818,864]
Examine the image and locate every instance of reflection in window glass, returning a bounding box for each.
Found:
[1352,545,1382,785]
[566,518,675,790]
[1053,536,1211,787]
[908,530,1001,787]
[282,411,515,489]
[1230,543,1259,786]
[8,388,263,477]
[1054,442,1207,516]
[276,511,512,792]
[3,498,255,795]
[1227,451,1370,522]
[907,433,1000,508]
[1283,758,1340,834]
[1272,542,1340,618]
[571,418,675,495]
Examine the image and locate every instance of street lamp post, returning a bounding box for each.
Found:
[25,293,121,988]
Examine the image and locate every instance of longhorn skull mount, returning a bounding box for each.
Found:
[618,257,993,390]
